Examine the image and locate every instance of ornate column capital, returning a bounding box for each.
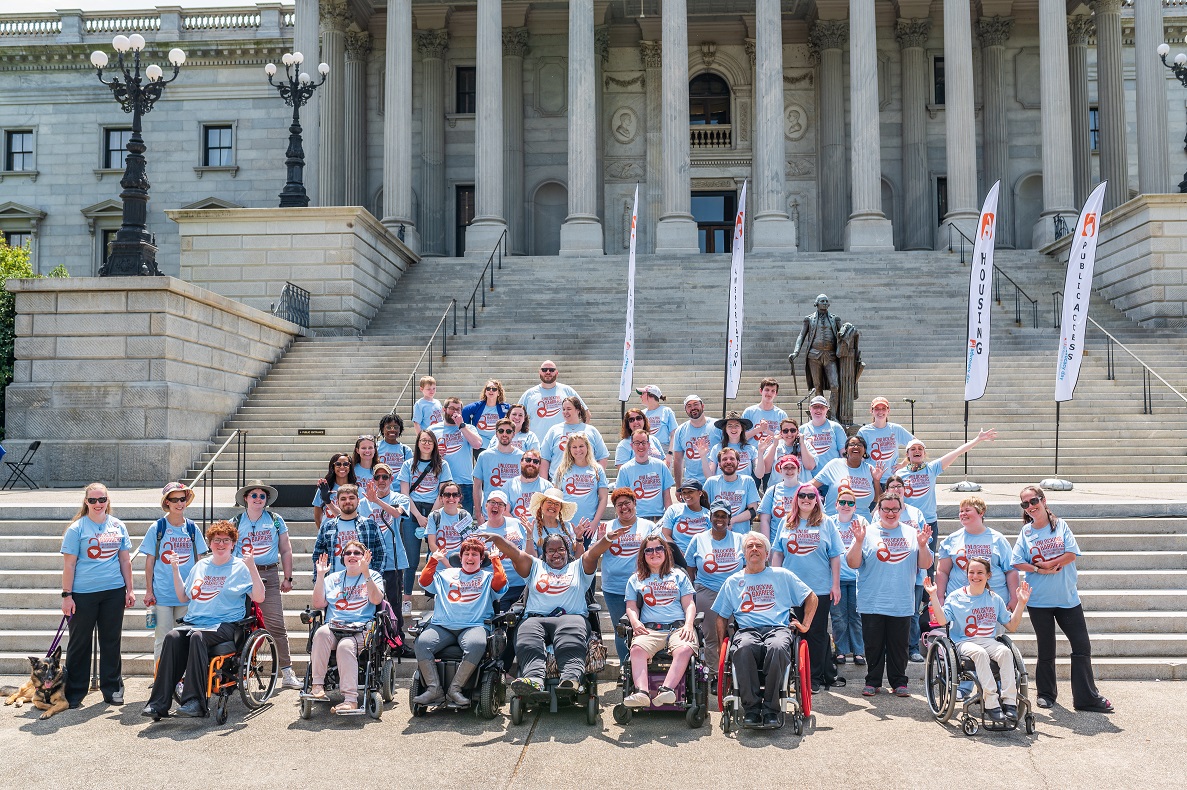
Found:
[596,25,610,65]
[640,40,661,69]
[415,28,449,59]
[894,18,931,50]
[345,29,371,61]
[503,27,529,58]
[1092,0,1124,16]
[977,16,1014,49]
[744,38,756,67]
[808,20,848,61]
[1067,14,1095,45]
[319,0,351,32]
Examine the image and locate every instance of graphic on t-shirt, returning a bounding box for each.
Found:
[953,542,993,571]
[840,473,874,498]
[476,413,499,433]
[488,461,520,489]
[334,578,369,611]
[771,493,795,520]
[86,532,123,560]
[160,535,195,565]
[965,605,999,637]
[781,528,821,556]
[564,472,597,496]
[447,574,485,603]
[608,529,643,558]
[876,531,911,563]
[701,547,739,575]
[190,571,227,602]
[437,430,465,458]
[535,567,576,594]
[642,578,679,607]
[683,438,703,461]
[1028,531,1066,564]
[632,471,663,502]
[807,430,835,456]
[536,395,563,419]
[738,580,776,613]
[902,470,932,499]
[333,527,360,557]
[675,514,709,536]
[868,435,898,463]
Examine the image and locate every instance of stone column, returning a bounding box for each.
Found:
[416,29,449,256]
[655,0,698,253]
[466,0,508,255]
[596,26,609,246]
[1135,0,1170,194]
[939,0,978,245]
[896,18,931,251]
[1033,0,1076,247]
[978,16,1014,248]
[641,40,662,254]
[844,0,893,251]
[344,28,371,208]
[750,0,797,251]
[1067,16,1094,207]
[560,0,604,255]
[293,0,320,204]
[810,20,848,252]
[382,0,417,250]
[1094,0,1128,211]
[317,0,349,207]
[503,28,529,256]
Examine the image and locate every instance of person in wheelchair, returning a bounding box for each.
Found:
[143,520,264,719]
[412,537,507,707]
[924,560,1031,722]
[713,532,816,727]
[306,541,385,714]
[621,534,697,708]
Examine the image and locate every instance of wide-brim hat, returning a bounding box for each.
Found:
[528,487,578,522]
[713,410,753,432]
[235,479,279,508]
[160,482,195,511]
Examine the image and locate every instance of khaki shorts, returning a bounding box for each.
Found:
[631,627,696,658]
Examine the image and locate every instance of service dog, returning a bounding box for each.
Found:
[4,646,69,719]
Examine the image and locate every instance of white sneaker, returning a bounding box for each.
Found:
[623,691,651,708]
[653,687,677,705]
[281,667,302,690]
[402,600,413,616]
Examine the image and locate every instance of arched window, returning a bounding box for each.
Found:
[688,73,731,126]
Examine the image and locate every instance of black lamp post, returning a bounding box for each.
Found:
[1157,41,1187,193]
[90,34,185,276]
[265,52,328,208]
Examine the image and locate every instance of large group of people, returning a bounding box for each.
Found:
[51,361,1113,727]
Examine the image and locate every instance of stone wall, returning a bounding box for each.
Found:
[3,276,301,487]
[1042,193,1187,327]
[170,206,417,334]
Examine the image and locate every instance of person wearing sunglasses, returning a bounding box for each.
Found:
[846,492,932,698]
[490,403,541,454]
[313,452,357,528]
[771,483,844,691]
[831,485,867,667]
[359,465,412,623]
[811,434,885,517]
[141,483,207,663]
[538,396,609,480]
[856,397,916,485]
[614,408,666,465]
[622,534,697,707]
[505,450,550,532]
[462,379,511,445]
[1012,486,1113,713]
[397,430,453,596]
[882,475,930,661]
[759,454,804,541]
[517,360,589,438]
[474,418,525,525]
[61,482,134,710]
[760,418,817,488]
[426,481,476,558]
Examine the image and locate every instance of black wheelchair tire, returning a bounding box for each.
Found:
[299,697,313,720]
[215,695,229,725]
[686,705,706,729]
[612,704,632,724]
[367,691,383,720]
[925,636,957,723]
[238,629,278,710]
[509,695,524,725]
[408,672,427,717]
[1024,713,1036,734]
[792,711,804,736]
[585,694,598,726]
[380,657,396,703]
[475,671,498,720]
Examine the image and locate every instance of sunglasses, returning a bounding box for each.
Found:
[521,458,541,465]
[485,386,499,392]
[248,492,269,500]
[797,492,818,500]
[87,496,109,505]
[540,367,557,372]
[837,499,857,507]
[374,474,392,481]
[442,491,461,498]
[334,461,352,467]
[357,435,375,441]
[781,428,798,434]
[342,550,364,557]
[1020,496,1044,508]
[496,429,514,435]
[165,496,188,504]
[643,546,666,555]
[627,416,645,422]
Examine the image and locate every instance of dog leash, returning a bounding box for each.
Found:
[46,615,70,657]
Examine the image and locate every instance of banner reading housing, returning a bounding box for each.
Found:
[964,181,1000,402]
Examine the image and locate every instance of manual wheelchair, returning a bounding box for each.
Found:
[298,601,399,720]
[611,612,710,728]
[717,622,811,735]
[924,624,1036,736]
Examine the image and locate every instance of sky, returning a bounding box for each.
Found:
[19,1,294,12]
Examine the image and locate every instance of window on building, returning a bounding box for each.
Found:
[3,231,31,249]
[1089,106,1100,153]
[931,56,945,105]
[100,228,119,271]
[104,128,132,169]
[5,130,33,171]
[936,177,949,227]
[455,67,476,114]
[203,125,233,167]
[688,74,731,125]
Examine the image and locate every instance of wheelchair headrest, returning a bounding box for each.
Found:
[447,553,493,569]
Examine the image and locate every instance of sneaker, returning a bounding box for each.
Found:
[623,691,651,708]
[174,700,206,718]
[909,651,925,663]
[853,655,866,665]
[861,685,878,697]
[511,677,544,698]
[811,682,822,693]
[105,685,124,705]
[743,710,763,726]
[281,667,302,690]
[402,600,412,617]
[894,686,911,697]
[1036,696,1054,709]
[653,686,677,705]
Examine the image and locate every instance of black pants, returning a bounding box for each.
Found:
[732,626,794,714]
[796,598,835,686]
[149,623,237,714]
[861,613,910,689]
[64,586,126,705]
[382,570,405,636]
[1027,604,1104,708]
[516,615,588,683]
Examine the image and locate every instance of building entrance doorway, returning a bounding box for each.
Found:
[692,190,736,253]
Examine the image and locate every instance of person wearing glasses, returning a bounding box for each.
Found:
[313,452,357,528]
[398,430,453,596]
[812,434,885,516]
[141,483,207,662]
[758,454,804,541]
[635,385,679,465]
[614,428,675,521]
[359,465,412,620]
[598,487,659,662]
[685,500,745,687]
[518,360,589,438]
[426,481,476,558]
[770,483,844,691]
[492,403,541,454]
[882,474,930,661]
[760,418,817,487]
[856,397,915,485]
[505,450,550,531]
[831,485,867,667]
[1012,486,1113,713]
[473,418,525,524]
[846,491,932,698]
[614,408,666,465]
[463,379,511,445]
[311,485,386,576]
[352,435,379,486]
[622,534,697,707]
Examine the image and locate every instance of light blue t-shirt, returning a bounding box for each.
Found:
[708,441,761,478]
[814,457,878,516]
[312,482,339,508]
[834,515,866,583]
[742,404,787,445]
[660,503,711,557]
[183,556,254,628]
[483,518,533,585]
[487,430,540,454]
[377,440,411,472]
[324,569,384,625]
[801,419,846,466]
[517,383,583,438]
[615,458,675,519]
[856,422,915,483]
[431,509,476,555]
[398,458,453,504]
[599,518,658,595]
[759,479,800,537]
[505,476,549,526]
[941,586,1011,644]
[413,397,443,430]
[140,518,208,608]
[475,446,525,498]
[671,420,722,485]
[354,464,374,485]
[643,405,679,453]
[233,511,285,567]
[540,423,609,468]
[433,423,477,484]
[894,459,945,523]
[772,517,844,595]
[626,568,694,624]
[938,527,1014,601]
[61,515,132,594]
[614,436,666,465]
[711,566,812,629]
[704,474,761,532]
[1012,518,1081,608]
[772,441,814,485]
[472,404,503,444]
[359,492,411,571]
[555,463,609,525]
[524,557,594,616]
[686,531,745,592]
[425,565,498,629]
[854,523,922,616]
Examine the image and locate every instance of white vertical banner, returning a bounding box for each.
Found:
[618,184,639,403]
[725,181,748,400]
[1055,181,1108,402]
[964,181,1001,402]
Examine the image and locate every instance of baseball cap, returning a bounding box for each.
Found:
[870,397,890,409]
[636,385,663,399]
[809,396,829,408]
[708,499,731,516]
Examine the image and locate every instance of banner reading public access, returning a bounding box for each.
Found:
[1055,181,1108,403]
[725,180,747,400]
[964,181,1000,402]
[618,184,639,403]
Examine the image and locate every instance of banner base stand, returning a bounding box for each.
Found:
[1041,478,1074,491]
[950,480,982,492]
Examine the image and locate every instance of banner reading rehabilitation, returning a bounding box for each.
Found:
[725,180,747,400]
[618,184,639,403]
[1055,181,1108,402]
[964,181,1000,402]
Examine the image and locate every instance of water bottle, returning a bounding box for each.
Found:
[145,607,157,629]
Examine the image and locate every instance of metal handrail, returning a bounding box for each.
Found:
[1053,289,1187,414]
[993,264,1039,328]
[947,222,975,264]
[463,228,508,335]
[390,299,458,418]
[188,429,248,528]
[1053,214,1070,240]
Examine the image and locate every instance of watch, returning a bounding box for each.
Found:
[61,591,72,598]
[285,577,293,583]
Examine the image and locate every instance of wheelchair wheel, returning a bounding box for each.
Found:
[792,711,804,736]
[380,657,396,703]
[238,630,278,710]
[925,636,957,723]
[795,635,812,718]
[509,695,524,725]
[961,715,979,736]
[1005,636,1030,702]
[1024,713,1036,735]
[585,694,598,726]
[366,691,383,721]
[612,704,632,725]
[299,697,313,720]
[686,705,706,729]
[408,672,427,717]
[475,671,498,720]
[215,695,229,725]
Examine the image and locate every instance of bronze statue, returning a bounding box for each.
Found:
[790,294,845,421]
[836,322,864,427]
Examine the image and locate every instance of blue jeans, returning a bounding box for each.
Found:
[401,500,434,595]
[908,583,926,652]
[602,591,627,663]
[455,482,475,519]
[831,580,864,655]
